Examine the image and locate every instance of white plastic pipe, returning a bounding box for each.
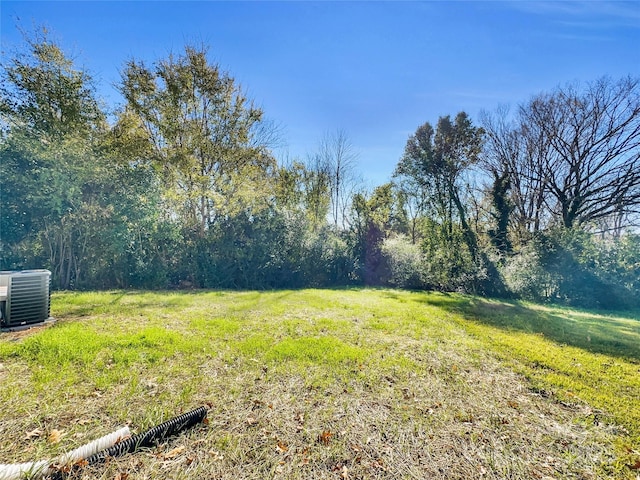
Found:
[0,426,130,480]
[0,460,49,480]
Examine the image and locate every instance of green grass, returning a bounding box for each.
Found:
[0,288,638,479]
[439,296,640,464]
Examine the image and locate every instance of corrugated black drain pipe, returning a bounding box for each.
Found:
[50,406,208,479]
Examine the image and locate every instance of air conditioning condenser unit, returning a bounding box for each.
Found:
[0,270,52,330]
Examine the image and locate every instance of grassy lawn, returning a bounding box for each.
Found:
[0,289,638,479]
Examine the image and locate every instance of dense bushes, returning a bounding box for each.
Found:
[502,229,640,309]
[381,235,425,289]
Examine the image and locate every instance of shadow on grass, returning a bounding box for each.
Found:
[420,292,640,363]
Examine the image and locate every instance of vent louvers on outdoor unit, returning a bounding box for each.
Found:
[0,270,52,328]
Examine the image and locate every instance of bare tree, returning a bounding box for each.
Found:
[522,76,640,231]
[480,106,552,241]
[303,153,331,231]
[318,129,360,229]
[481,77,640,237]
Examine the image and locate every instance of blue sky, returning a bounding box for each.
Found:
[2,1,639,186]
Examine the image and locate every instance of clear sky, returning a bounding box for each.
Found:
[2,1,639,187]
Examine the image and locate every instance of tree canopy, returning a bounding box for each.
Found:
[1,29,638,308]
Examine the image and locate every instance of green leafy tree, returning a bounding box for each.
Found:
[0,29,106,286]
[488,171,514,258]
[396,113,484,260]
[395,113,507,294]
[1,28,165,289]
[351,183,404,285]
[120,46,275,235]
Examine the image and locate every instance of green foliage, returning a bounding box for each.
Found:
[119,45,274,234]
[503,229,640,309]
[488,171,513,257]
[1,26,638,305]
[419,219,488,292]
[380,234,426,289]
[391,113,509,296]
[0,28,104,141]
[501,241,553,301]
[266,336,367,365]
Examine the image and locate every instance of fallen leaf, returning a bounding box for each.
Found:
[629,459,640,470]
[144,380,158,390]
[209,450,224,461]
[318,430,332,445]
[507,400,519,409]
[114,473,129,480]
[163,446,185,459]
[25,428,43,440]
[275,441,288,453]
[48,429,63,444]
[341,465,349,479]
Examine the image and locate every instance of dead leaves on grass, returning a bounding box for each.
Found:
[317,429,332,445]
[246,416,258,426]
[625,446,640,471]
[23,427,64,444]
[24,427,43,440]
[155,444,198,471]
[275,440,289,454]
[209,450,225,461]
[48,429,63,444]
[161,445,186,459]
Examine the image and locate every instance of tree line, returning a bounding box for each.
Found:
[1,30,639,308]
